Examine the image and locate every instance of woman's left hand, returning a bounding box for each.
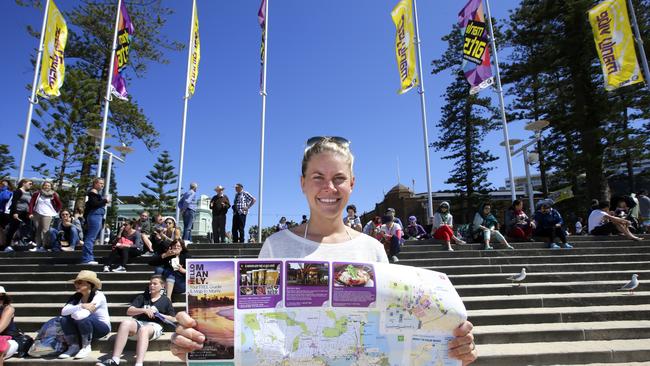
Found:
[448,320,477,365]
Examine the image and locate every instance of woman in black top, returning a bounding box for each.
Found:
[103,219,144,273]
[148,239,189,295]
[81,178,110,264]
[3,179,33,251]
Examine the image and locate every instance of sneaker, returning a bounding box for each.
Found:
[483,245,493,250]
[82,260,99,265]
[103,266,111,272]
[29,247,47,252]
[113,266,126,272]
[3,247,14,253]
[58,344,80,359]
[391,255,399,263]
[96,359,119,366]
[455,239,467,245]
[563,243,574,249]
[74,345,92,359]
[142,251,154,257]
[504,244,515,250]
[549,243,561,249]
[446,246,454,252]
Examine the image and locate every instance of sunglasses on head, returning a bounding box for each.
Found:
[306,136,350,148]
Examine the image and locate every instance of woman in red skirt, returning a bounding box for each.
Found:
[431,202,466,251]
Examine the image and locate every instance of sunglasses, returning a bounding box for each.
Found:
[306,136,350,148]
[165,221,174,224]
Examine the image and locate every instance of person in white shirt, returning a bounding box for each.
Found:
[170,136,478,365]
[588,201,642,241]
[58,271,111,360]
[379,215,403,263]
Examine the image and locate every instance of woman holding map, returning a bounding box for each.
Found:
[171,137,477,364]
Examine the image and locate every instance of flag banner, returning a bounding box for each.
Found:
[37,0,67,98]
[588,0,644,91]
[187,0,201,97]
[111,1,135,100]
[391,0,418,94]
[458,0,494,95]
[549,185,574,204]
[258,0,266,91]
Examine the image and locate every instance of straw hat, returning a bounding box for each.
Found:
[69,270,102,289]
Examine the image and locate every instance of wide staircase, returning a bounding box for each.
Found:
[1,235,649,365]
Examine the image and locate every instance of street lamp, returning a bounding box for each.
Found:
[86,131,133,245]
[525,120,550,197]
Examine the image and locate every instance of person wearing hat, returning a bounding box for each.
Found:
[405,215,428,241]
[209,185,230,243]
[231,183,256,243]
[432,202,466,251]
[384,208,403,228]
[58,270,111,359]
[533,201,573,249]
[0,286,19,362]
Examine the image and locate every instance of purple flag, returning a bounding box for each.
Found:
[458,0,494,94]
[111,1,135,100]
[258,0,267,91]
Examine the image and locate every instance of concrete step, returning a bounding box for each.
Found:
[13,331,175,352]
[13,316,179,332]
[467,304,650,326]
[11,302,186,317]
[474,339,650,366]
[402,253,650,267]
[9,291,185,304]
[427,261,650,275]
[455,280,648,297]
[449,269,650,285]
[6,350,184,365]
[0,271,166,281]
[462,292,650,310]
[473,320,650,344]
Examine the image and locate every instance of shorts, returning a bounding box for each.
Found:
[129,320,163,341]
[590,222,617,236]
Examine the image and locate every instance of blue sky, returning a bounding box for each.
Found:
[2,0,529,231]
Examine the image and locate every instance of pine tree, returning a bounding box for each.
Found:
[431,26,499,221]
[0,145,16,179]
[139,151,178,214]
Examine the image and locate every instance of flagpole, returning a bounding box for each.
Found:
[626,0,650,87]
[411,0,434,221]
[485,0,516,202]
[18,0,51,182]
[176,0,196,223]
[97,0,123,178]
[257,0,269,243]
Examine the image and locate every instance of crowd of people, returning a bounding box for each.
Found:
[0,138,649,364]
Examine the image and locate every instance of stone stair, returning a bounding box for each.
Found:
[0,235,648,365]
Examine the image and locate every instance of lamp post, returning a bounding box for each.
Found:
[525,120,550,197]
[500,139,523,196]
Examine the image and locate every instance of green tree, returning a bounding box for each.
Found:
[503,0,650,204]
[18,0,183,209]
[0,145,16,179]
[431,26,499,220]
[139,150,178,214]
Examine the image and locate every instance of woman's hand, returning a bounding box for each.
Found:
[81,303,97,312]
[170,312,205,360]
[448,320,477,365]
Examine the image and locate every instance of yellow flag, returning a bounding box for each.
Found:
[187,0,201,97]
[588,0,644,91]
[38,0,67,98]
[391,0,418,94]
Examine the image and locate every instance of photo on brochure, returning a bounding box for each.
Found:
[187,260,235,361]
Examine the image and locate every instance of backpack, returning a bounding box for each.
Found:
[27,316,67,357]
[455,224,474,243]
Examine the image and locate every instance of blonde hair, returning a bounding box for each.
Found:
[301,138,354,177]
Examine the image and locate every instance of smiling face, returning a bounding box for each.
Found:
[301,152,355,221]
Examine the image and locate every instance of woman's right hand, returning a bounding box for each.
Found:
[170,311,205,360]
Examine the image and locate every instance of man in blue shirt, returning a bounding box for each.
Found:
[232,183,256,243]
[178,183,198,242]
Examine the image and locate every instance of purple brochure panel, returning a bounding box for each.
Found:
[187,260,235,362]
[332,262,377,307]
[285,261,330,307]
[237,261,283,309]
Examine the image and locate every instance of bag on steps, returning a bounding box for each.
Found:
[27,316,67,357]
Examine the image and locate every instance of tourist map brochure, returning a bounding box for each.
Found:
[186,258,467,366]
